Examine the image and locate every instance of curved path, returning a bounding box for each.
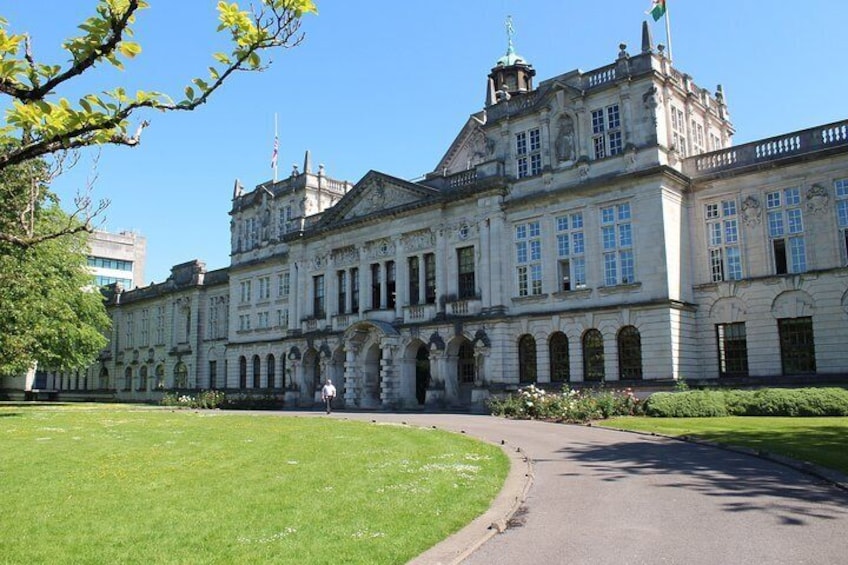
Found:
[290,412,847,564]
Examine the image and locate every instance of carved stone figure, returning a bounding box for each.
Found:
[806,183,829,216]
[555,115,576,162]
[740,195,762,227]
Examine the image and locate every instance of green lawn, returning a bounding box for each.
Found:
[0,404,508,564]
[600,416,848,475]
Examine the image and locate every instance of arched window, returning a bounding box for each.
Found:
[99,367,110,390]
[518,335,537,384]
[280,353,287,389]
[138,365,148,391]
[174,362,188,389]
[582,329,605,382]
[123,367,132,391]
[155,365,165,390]
[312,353,322,391]
[458,342,475,384]
[252,355,261,388]
[239,356,247,388]
[549,332,569,382]
[618,326,643,380]
[267,354,276,389]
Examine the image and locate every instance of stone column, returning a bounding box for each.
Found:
[435,229,448,314]
[480,218,491,310]
[418,254,426,305]
[426,349,447,406]
[343,344,360,407]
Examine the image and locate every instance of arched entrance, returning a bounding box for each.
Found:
[341,320,402,408]
[362,343,382,408]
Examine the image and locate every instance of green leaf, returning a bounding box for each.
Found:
[118,41,142,58]
[184,86,195,101]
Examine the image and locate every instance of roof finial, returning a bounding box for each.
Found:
[505,15,516,57]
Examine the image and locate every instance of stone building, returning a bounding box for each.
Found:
[47,22,848,406]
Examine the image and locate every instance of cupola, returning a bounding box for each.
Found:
[486,16,536,106]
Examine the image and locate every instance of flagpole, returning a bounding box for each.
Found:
[664,0,673,63]
[273,113,279,182]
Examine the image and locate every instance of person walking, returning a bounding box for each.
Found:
[321,378,337,414]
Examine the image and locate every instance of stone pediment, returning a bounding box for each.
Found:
[318,171,440,228]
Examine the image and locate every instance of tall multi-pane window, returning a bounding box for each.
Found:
[600,202,634,286]
[518,335,537,383]
[549,332,569,382]
[835,178,848,262]
[582,329,605,382]
[124,313,134,349]
[278,205,293,237]
[778,317,816,375]
[556,212,586,291]
[591,104,622,159]
[257,311,269,329]
[370,263,381,309]
[155,306,165,344]
[617,326,642,380]
[691,120,705,154]
[716,322,748,377]
[313,275,325,318]
[670,106,687,156]
[516,127,542,178]
[766,187,806,274]
[424,253,436,304]
[515,220,542,296]
[239,280,252,303]
[457,246,476,299]
[408,256,420,305]
[337,270,347,313]
[351,267,360,313]
[208,299,219,339]
[278,272,290,298]
[139,309,149,347]
[386,261,396,309]
[705,200,742,282]
[258,276,271,301]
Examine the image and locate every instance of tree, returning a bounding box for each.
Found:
[0,159,111,376]
[0,0,317,247]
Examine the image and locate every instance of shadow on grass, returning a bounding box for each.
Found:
[555,435,848,526]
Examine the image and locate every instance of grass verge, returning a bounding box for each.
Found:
[0,404,508,564]
[599,416,848,475]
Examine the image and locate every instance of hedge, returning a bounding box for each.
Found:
[644,387,848,418]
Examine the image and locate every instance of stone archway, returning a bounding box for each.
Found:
[341,320,401,409]
[362,344,382,408]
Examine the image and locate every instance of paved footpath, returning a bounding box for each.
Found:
[286,412,848,565]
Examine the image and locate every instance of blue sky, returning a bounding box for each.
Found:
[4,1,847,283]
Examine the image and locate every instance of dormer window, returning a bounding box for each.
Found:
[592,104,623,159]
[516,127,542,178]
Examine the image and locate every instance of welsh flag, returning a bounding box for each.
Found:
[647,0,666,22]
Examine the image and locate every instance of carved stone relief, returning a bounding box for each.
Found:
[331,245,358,267]
[771,290,815,319]
[740,195,762,227]
[806,183,830,216]
[365,238,395,259]
[402,229,435,252]
[554,114,576,162]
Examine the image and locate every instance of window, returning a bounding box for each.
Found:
[515,220,542,296]
[267,354,275,389]
[457,246,476,299]
[408,257,420,306]
[709,133,722,152]
[313,275,325,318]
[516,127,542,178]
[518,335,537,383]
[556,212,586,291]
[617,326,642,380]
[209,360,217,389]
[87,256,133,271]
[716,322,748,377]
[582,329,605,382]
[238,314,251,332]
[836,178,848,262]
[600,202,635,286]
[778,317,816,375]
[239,280,252,303]
[549,332,570,382]
[351,267,360,313]
[371,263,381,309]
[278,205,293,237]
[386,261,396,309]
[124,367,132,391]
[139,309,149,347]
[591,104,623,159]
[174,362,188,389]
[138,365,148,391]
[278,272,290,298]
[155,306,165,345]
[239,356,247,388]
[245,217,258,249]
[252,355,261,388]
[124,313,134,349]
[424,253,436,304]
[276,308,289,329]
[458,342,476,384]
[767,187,806,274]
[670,106,687,156]
[691,121,705,154]
[705,199,742,281]
[258,276,271,301]
[208,299,219,339]
[257,311,269,329]
[337,270,347,313]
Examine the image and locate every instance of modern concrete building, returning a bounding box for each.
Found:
[88,229,147,289]
[39,22,848,406]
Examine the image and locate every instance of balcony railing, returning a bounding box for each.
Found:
[686,119,848,176]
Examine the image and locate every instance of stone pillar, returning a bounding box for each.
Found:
[343,345,360,407]
[435,229,447,314]
[290,263,300,330]
[426,349,447,406]
[570,333,583,383]
[379,341,397,407]
[418,254,426,305]
[480,218,491,310]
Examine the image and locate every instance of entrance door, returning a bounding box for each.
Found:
[415,346,430,405]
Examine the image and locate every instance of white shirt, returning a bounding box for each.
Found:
[322,383,336,399]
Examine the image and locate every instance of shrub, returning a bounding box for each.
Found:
[160,390,226,409]
[644,387,848,418]
[644,390,729,417]
[488,385,641,423]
